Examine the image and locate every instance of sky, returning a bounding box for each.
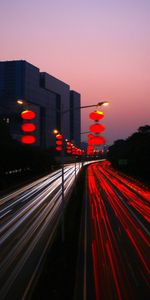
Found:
[0,0,150,145]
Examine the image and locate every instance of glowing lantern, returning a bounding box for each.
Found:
[72,147,76,154]
[21,110,36,120]
[56,140,63,145]
[56,141,62,146]
[89,123,105,133]
[77,150,82,155]
[87,146,94,155]
[89,111,104,121]
[21,135,36,144]
[66,141,72,151]
[88,134,94,138]
[87,145,94,150]
[67,150,71,154]
[56,134,63,151]
[21,123,36,132]
[56,134,62,140]
[56,146,62,151]
[88,135,106,145]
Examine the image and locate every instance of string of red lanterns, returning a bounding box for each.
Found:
[55,134,83,156]
[21,110,37,144]
[55,134,63,151]
[87,110,106,155]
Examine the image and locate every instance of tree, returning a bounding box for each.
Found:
[138,125,150,133]
[108,125,150,184]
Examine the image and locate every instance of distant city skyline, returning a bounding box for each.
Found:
[0,0,150,145]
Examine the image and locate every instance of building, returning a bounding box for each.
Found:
[70,91,81,146]
[0,60,81,148]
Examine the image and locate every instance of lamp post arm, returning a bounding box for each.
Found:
[62,101,108,115]
[80,101,107,109]
[80,104,99,109]
[62,105,96,114]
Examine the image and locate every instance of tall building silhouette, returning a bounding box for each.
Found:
[70,91,81,146]
[0,60,81,148]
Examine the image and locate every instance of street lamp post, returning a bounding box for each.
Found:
[59,100,109,241]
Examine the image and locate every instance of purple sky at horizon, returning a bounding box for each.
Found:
[1,0,150,145]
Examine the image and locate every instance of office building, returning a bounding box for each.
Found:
[70,91,81,146]
[0,60,81,148]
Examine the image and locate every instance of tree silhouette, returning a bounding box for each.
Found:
[108,125,150,184]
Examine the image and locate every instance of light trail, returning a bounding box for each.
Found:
[87,161,150,300]
[0,163,82,300]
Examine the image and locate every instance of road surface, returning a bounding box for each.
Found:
[0,163,82,300]
[85,161,150,300]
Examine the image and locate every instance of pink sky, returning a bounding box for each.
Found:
[0,0,150,144]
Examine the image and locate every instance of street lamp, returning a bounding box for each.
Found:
[100,101,109,106]
[56,100,109,241]
[16,99,24,105]
[53,129,59,135]
[79,101,109,109]
[61,101,109,115]
[16,99,30,107]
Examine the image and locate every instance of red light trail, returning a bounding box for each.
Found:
[87,161,150,300]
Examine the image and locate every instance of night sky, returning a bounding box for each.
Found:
[1,0,150,145]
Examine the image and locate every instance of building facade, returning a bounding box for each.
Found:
[70,91,81,146]
[0,60,81,148]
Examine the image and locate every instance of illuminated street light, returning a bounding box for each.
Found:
[79,101,109,110]
[53,129,59,135]
[16,99,24,105]
[97,101,109,106]
[16,99,28,106]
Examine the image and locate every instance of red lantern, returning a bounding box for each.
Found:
[87,146,94,155]
[88,133,95,139]
[21,110,36,120]
[56,134,62,140]
[56,146,62,151]
[21,123,36,132]
[66,141,71,150]
[21,135,36,144]
[56,140,63,145]
[55,134,62,151]
[87,145,94,150]
[89,111,104,121]
[88,135,106,145]
[67,150,71,154]
[89,123,105,133]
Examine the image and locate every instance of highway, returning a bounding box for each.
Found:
[86,161,150,300]
[0,163,82,300]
